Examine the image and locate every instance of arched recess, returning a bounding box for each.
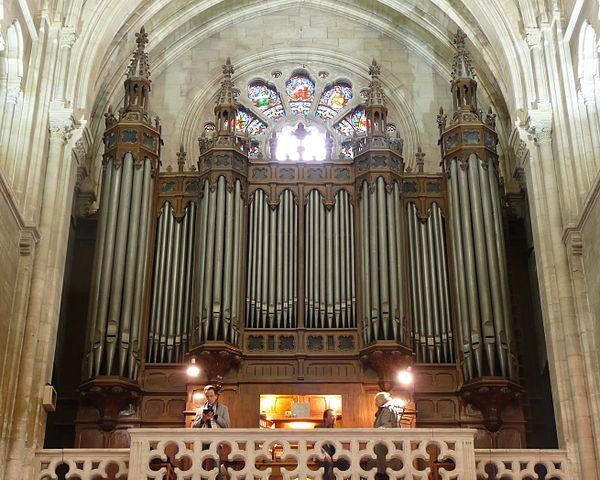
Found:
[0,19,24,176]
[174,52,422,168]
[66,0,530,157]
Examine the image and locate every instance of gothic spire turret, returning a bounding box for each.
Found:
[365,59,387,137]
[123,26,151,113]
[215,57,236,136]
[450,29,478,113]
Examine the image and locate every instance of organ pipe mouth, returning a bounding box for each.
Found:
[186,357,200,377]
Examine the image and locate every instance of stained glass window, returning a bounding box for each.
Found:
[286,75,315,116]
[341,140,353,158]
[316,84,352,120]
[334,106,366,136]
[248,83,285,119]
[236,107,267,135]
[248,140,261,158]
[235,72,391,160]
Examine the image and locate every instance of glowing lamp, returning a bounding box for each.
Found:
[186,357,200,377]
[397,367,414,386]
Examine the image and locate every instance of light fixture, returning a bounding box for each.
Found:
[397,367,414,386]
[186,357,200,377]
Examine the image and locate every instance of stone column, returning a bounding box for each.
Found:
[4,116,78,480]
[525,117,598,478]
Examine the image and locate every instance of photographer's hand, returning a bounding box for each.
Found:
[202,411,215,422]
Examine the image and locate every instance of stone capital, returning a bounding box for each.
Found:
[60,28,77,48]
[527,111,553,145]
[49,108,75,144]
[6,85,22,104]
[525,28,541,48]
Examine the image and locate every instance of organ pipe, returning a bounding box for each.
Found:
[146,201,197,363]
[195,177,244,343]
[245,189,298,328]
[448,155,514,379]
[85,154,154,379]
[406,202,454,363]
[358,178,404,343]
[303,190,356,329]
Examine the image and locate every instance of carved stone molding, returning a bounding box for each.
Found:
[360,342,414,391]
[60,27,77,48]
[19,227,39,256]
[527,112,553,145]
[75,175,97,217]
[49,109,76,144]
[189,343,242,385]
[525,28,541,48]
[460,377,523,432]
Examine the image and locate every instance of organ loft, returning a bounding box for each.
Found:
[52,27,538,451]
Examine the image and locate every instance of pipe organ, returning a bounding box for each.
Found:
[77,30,525,449]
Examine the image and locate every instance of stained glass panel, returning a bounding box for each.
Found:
[235,109,252,132]
[341,140,353,158]
[286,75,315,102]
[334,107,366,136]
[247,118,267,135]
[291,102,311,116]
[286,75,315,117]
[263,104,286,119]
[321,84,352,110]
[248,83,282,111]
[236,108,267,135]
[334,119,354,136]
[315,105,337,120]
[351,107,367,133]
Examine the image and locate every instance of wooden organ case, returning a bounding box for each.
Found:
[75,32,525,450]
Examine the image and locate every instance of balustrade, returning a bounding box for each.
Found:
[33,429,570,479]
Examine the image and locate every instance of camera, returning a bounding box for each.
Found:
[202,405,214,415]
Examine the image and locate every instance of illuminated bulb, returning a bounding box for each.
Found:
[186,357,200,377]
[397,368,414,385]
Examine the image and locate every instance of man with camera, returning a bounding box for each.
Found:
[192,385,231,428]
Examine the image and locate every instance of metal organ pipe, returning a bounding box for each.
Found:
[467,154,496,374]
[376,179,390,333]
[479,159,509,376]
[159,207,174,362]
[147,200,197,363]
[118,157,144,375]
[201,180,218,340]
[303,190,355,329]
[457,159,484,376]
[448,155,515,379]
[193,177,244,342]
[85,154,154,379]
[130,159,154,377]
[449,161,472,378]
[229,182,242,343]
[221,179,235,340]
[92,160,122,375]
[358,179,404,343]
[359,182,371,343]
[406,201,454,364]
[212,176,227,336]
[489,162,514,377]
[85,161,113,378]
[246,189,297,329]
